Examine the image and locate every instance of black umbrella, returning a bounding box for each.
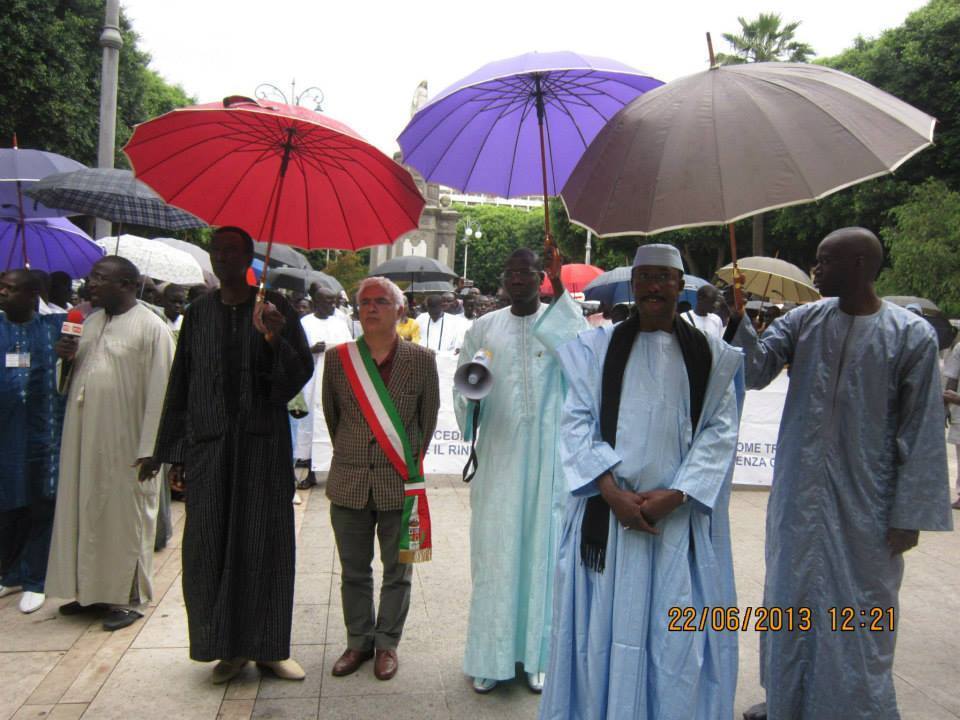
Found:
[266,267,343,294]
[253,240,311,270]
[23,168,206,231]
[370,256,457,283]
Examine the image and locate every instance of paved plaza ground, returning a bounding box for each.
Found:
[2,466,958,720]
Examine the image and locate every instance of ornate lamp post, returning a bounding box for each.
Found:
[255,79,325,112]
[462,221,482,280]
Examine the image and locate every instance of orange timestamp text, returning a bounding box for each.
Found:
[667,606,896,633]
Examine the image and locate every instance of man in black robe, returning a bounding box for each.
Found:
[151,226,313,684]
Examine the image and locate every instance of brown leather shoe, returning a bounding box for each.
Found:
[331,648,374,677]
[374,648,398,681]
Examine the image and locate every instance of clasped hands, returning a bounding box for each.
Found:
[598,473,685,535]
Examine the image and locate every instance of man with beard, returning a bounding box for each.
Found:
[539,244,741,720]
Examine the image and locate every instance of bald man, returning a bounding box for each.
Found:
[731,228,952,720]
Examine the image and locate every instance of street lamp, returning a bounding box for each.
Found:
[462,222,482,279]
[255,79,325,111]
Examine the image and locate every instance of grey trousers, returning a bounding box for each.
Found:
[330,497,412,651]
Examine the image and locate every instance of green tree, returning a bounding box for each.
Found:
[767,0,960,274]
[716,12,814,257]
[875,179,960,315]
[0,0,193,167]
[323,252,369,297]
[716,13,815,65]
[452,204,542,293]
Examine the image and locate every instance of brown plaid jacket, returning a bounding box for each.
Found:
[322,340,440,510]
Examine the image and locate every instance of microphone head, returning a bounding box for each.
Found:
[62,308,86,337]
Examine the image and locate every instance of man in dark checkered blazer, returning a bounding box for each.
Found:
[322,276,439,682]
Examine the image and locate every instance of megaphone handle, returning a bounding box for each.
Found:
[462,402,482,483]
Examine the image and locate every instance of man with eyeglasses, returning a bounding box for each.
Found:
[322,276,439,682]
[454,246,587,694]
[539,244,742,720]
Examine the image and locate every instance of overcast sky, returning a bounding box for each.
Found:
[121,0,926,154]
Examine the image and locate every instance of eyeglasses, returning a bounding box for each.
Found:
[633,270,677,284]
[358,297,394,307]
[500,270,540,281]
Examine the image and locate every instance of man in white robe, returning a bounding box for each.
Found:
[296,285,352,484]
[735,228,953,720]
[47,256,174,631]
[417,295,463,354]
[454,247,586,694]
[539,244,741,720]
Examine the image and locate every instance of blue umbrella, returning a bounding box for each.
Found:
[0,143,86,220]
[0,217,104,278]
[584,266,710,306]
[398,51,661,241]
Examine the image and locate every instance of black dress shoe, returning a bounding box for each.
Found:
[743,702,767,720]
[59,601,107,616]
[102,608,143,631]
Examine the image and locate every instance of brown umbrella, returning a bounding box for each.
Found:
[716,257,819,303]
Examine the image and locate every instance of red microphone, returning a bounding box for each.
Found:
[58,309,85,393]
[61,308,85,338]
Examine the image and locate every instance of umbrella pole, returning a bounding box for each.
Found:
[16,180,29,269]
[534,76,555,250]
[257,127,296,305]
[729,223,744,313]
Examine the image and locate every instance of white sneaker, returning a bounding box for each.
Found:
[292,493,302,505]
[0,584,23,598]
[472,677,497,693]
[19,591,45,614]
[526,671,545,693]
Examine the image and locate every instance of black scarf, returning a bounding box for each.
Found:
[580,312,712,573]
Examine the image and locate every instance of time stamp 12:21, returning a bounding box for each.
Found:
[667,606,896,632]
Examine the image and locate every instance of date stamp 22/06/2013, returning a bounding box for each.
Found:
[667,606,896,633]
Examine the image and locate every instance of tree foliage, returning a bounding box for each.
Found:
[0,0,193,166]
[322,252,369,297]
[875,179,960,315]
[716,13,815,65]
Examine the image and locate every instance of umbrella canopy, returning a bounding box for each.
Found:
[266,267,344,295]
[0,146,86,220]
[0,217,103,277]
[253,240,311,270]
[370,256,457,283]
[539,263,603,295]
[96,234,205,285]
[408,280,456,294]
[716,256,819,303]
[153,237,219,287]
[562,62,936,237]
[584,266,711,306]
[882,296,956,349]
[124,96,425,253]
[398,51,662,199]
[24,168,207,231]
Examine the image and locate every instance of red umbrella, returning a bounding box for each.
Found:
[540,263,603,296]
[123,96,425,265]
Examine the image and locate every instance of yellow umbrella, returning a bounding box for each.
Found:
[716,256,820,303]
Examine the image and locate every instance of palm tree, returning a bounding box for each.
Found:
[716,13,815,255]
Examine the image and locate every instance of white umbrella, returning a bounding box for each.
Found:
[715,257,820,303]
[153,236,219,287]
[96,234,204,285]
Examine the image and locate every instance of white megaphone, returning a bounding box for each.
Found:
[454,349,494,400]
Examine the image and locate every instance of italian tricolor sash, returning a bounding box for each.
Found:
[338,338,432,563]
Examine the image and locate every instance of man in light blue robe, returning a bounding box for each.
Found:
[734,228,952,720]
[454,247,587,693]
[540,244,742,720]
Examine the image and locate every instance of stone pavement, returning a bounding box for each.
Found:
[2,472,958,720]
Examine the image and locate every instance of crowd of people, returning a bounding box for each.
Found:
[1,224,956,719]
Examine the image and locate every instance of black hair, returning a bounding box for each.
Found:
[505,248,542,271]
[98,255,141,285]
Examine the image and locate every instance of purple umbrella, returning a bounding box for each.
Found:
[0,217,104,278]
[0,141,86,220]
[398,51,662,241]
